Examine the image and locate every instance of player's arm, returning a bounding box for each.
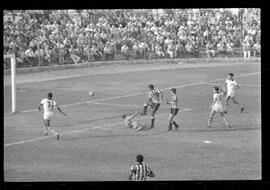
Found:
[235,82,240,89]
[38,103,42,111]
[128,171,134,181]
[127,112,139,120]
[210,98,217,109]
[129,167,135,181]
[220,88,226,95]
[160,91,163,103]
[147,167,155,178]
[223,81,227,92]
[56,105,67,116]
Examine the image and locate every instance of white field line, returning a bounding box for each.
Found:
[4,72,260,115]
[4,108,192,147]
[91,102,141,108]
[207,83,261,87]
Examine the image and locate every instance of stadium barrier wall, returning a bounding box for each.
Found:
[3,57,261,75]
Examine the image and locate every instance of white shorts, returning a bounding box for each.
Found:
[227,90,235,97]
[132,121,146,131]
[43,112,54,120]
[212,104,224,112]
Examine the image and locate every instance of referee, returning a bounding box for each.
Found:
[129,154,155,181]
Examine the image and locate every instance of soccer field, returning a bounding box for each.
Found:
[4,60,261,181]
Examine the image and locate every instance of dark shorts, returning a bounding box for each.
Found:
[170,108,179,116]
[149,102,160,114]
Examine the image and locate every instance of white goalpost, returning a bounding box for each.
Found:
[4,54,17,113]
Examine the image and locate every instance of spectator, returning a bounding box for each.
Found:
[226,40,234,57]
[166,42,175,58]
[185,41,193,57]
[104,42,114,61]
[155,43,165,58]
[121,43,129,60]
[216,40,227,57]
[25,47,36,66]
[3,9,261,68]
[243,39,251,59]
[69,46,80,64]
[206,41,215,58]
[252,40,260,58]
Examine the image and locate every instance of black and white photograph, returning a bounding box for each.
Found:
[3,8,261,183]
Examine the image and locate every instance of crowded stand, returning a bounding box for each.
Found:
[3,9,261,68]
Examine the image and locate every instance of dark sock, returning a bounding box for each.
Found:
[151,119,155,128]
[142,106,147,114]
[168,122,172,130]
[173,121,179,128]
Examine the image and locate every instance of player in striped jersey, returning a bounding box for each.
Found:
[140,84,163,129]
[166,88,179,131]
[129,154,155,181]
[38,92,66,140]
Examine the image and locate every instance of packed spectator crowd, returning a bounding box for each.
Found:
[4,9,261,68]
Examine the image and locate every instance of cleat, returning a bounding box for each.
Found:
[167,128,172,131]
[228,125,233,128]
[208,125,213,128]
[56,133,60,140]
[240,107,245,113]
[140,112,147,116]
[148,126,154,129]
[224,111,227,114]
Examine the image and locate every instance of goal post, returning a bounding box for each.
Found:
[4,54,16,113]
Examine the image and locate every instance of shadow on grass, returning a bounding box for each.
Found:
[61,124,260,141]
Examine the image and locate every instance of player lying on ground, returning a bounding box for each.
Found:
[166,88,180,131]
[122,112,149,131]
[208,87,231,128]
[38,92,66,140]
[129,154,155,181]
[223,73,245,114]
[141,84,163,129]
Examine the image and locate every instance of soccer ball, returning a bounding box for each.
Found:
[89,91,95,97]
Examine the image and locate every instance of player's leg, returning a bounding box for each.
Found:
[168,113,174,131]
[47,120,60,140]
[208,110,216,127]
[220,112,231,128]
[141,103,149,115]
[42,119,48,136]
[224,95,231,113]
[172,108,179,130]
[150,103,160,128]
[231,97,245,113]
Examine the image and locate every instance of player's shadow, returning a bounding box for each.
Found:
[61,129,166,141]
[175,124,260,133]
[61,124,260,141]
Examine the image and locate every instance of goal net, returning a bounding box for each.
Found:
[4,54,16,113]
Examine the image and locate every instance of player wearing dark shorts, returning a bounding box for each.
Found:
[141,84,163,129]
[167,88,179,131]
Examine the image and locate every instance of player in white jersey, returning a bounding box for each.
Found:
[38,92,66,140]
[223,73,245,114]
[208,87,231,128]
[166,88,179,131]
[121,112,149,131]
